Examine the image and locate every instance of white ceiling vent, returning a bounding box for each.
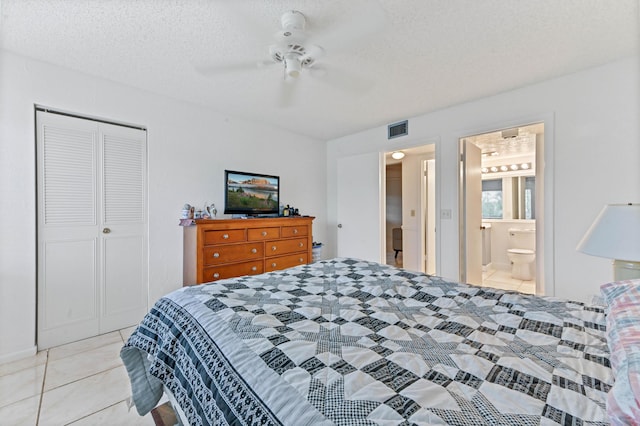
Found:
[388,120,408,139]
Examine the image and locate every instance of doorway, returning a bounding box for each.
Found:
[384,145,436,274]
[460,123,543,294]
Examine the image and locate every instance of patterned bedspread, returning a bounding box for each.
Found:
[121,258,613,425]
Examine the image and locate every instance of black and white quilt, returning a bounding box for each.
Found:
[121,258,613,425]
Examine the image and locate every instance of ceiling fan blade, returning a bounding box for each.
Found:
[195,60,275,76]
[277,76,298,108]
[309,0,388,54]
[308,65,373,95]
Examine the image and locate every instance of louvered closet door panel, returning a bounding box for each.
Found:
[103,133,145,224]
[37,112,100,349]
[99,124,148,333]
[43,126,96,225]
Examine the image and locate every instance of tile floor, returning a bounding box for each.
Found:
[0,326,161,425]
[385,250,403,268]
[386,253,534,295]
[482,267,536,294]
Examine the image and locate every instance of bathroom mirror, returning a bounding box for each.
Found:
[482,175,535,220]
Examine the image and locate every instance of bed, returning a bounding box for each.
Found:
[121,258,639,425]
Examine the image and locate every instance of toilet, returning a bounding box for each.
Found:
[507,228,535,280]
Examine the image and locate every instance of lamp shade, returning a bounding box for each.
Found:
[577,203,640,261]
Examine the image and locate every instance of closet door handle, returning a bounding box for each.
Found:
[102,228,111,234]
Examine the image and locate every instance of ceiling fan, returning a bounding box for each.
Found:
[269,10,324,79]
[195,4,386,104]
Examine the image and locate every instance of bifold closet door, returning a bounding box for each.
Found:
[36,111,148,349]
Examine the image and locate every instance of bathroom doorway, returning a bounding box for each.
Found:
[460,123,544,294]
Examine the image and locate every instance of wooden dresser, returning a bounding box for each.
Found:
[183,216,314,285]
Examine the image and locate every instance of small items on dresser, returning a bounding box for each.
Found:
[281,204,300,217]
[181,204,193,219]
[180,202,219,226]
[205,203,217,218]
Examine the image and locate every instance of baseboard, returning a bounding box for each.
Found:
[0,345,37,365]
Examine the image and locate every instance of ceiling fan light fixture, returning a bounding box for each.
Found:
[285,56,301,78]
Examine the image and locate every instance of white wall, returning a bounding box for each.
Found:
[0,50,327,362]
[327,57,640,301]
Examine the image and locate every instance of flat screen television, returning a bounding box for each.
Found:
[224,170,280,216]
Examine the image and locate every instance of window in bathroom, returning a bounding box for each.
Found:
[482,179,502,219]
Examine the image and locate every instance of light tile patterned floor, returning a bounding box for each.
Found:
[482,268,536,294]
[0,327,158,425]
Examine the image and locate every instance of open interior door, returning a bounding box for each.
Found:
[461,140,483,285]
[336,152,384,262]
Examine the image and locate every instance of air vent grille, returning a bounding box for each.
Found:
[388,120,408,139]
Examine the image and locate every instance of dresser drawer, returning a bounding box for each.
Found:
[203,243,263,265]
[265,253,308,272]
[265,237,308,257]
[248,227,280,241]
[203,229,246,245]
[281,225,308,238]
[203,261,264,282]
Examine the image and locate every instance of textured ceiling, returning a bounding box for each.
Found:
[1,0,638,141]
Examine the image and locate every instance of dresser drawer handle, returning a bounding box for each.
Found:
[213,252,220,258]
[251,266,257,271]
[251,248,257,254]
[271,262,277,267]
[222,234,229,239]
[262,231,267,236]
[299,258,303,262]
[213,273,220,278]
[293,229,298,234]
[271,246,277,251]
[299,242,304,247]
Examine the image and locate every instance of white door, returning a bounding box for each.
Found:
[461,140,483,285]
[423,159,436,275]
[337,152,384,262]
[37,111,148,349]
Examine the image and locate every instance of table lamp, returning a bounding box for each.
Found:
[577,203,640,281]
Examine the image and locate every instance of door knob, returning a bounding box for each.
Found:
[337,224,343,228]
[102,228,111,234]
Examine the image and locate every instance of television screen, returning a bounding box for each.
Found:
[224,170,280,216]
